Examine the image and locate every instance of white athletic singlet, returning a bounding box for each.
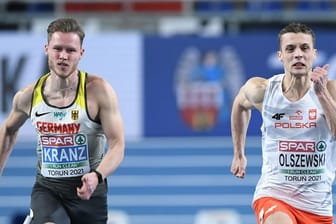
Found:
[30,71,106,179]
[253,74,336,216]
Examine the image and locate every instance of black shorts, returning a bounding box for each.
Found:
[30,176,108,224]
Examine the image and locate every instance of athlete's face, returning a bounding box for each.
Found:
[45,31,84,78]
[278,32,316,77]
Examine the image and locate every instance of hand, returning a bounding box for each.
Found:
[77,172,99,200]
[311,64,329,96]
[231,155,247,178]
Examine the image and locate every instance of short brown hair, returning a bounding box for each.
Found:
[278,22,315,49]
[47,18,85,45]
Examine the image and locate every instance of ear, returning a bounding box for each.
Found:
[80,48,85,57]
[44,44,48,55]
[277,50,283,62]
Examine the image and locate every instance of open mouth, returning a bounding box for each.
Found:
[57,62,69,70]
[293,62,305,68]
[58,62,68,66]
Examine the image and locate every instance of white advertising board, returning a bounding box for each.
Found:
[0,32,142,141]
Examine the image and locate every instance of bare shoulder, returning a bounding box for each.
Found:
[86,74,106,88]
[13,83,35,115]
[242,77,268,105]
[244,77,268,90]
[86,74,114,91]
[86,74,118,104]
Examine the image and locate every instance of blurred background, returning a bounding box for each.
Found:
[1,0,336,224]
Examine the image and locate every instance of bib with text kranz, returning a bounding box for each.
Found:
[40,133,90,178]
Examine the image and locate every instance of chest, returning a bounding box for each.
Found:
[42,91,98,121]
[43,90,77,107]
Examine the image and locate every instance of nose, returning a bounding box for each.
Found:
[294,48,303,58]
[59,51,68,60]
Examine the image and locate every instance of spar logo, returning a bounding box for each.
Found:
[40,134,87,146]
[279,140,327,152]
[279,140,315,152]
[41,135,74,146]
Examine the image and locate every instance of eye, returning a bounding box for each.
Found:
[53,47,62,51]
[285,46,294,52]
[301,45,310,51]
[66,48,76,53]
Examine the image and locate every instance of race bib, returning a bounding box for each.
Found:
[278,140,327,183]
[40,134,90,178]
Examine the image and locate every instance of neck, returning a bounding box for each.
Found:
[44,72,79,97]
[282,74,311,101]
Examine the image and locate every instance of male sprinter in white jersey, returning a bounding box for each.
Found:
[0,18,125,223]
[231,22,336,224]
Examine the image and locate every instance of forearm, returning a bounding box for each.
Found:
[317,91,336,137]
[0,126,18,175]
[231,104,251,157]
[96,140,125,179]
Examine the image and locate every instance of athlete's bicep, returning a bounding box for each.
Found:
[233,89,253,111]
[241,77,267,111]
[4,87,32,132]
[95,79,124,145]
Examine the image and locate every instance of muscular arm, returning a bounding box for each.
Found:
[230,77,267,178]
[324,80,336,136]
[95,79,125,179]
[77,76,125,200]
[320,80,336,137]
[0,86,32,175]
[84,76,125,180]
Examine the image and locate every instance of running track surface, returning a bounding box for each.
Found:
[1,137,333,224]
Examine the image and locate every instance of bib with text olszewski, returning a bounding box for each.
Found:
[278,139,326,183]
[40,132,90,178]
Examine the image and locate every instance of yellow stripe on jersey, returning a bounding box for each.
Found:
[32,73,49,107]
[76,71,86,109]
